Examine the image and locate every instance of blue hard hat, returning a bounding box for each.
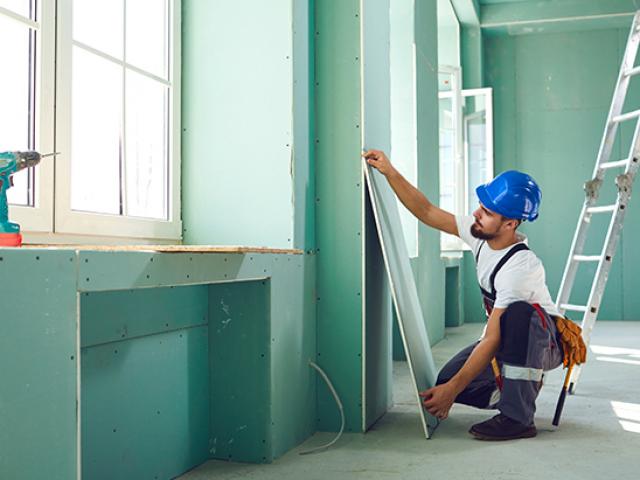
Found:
[475,170,541,221]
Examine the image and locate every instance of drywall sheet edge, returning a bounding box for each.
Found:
[363,161,439,438]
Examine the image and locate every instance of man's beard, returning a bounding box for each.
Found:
[470,223,497,240]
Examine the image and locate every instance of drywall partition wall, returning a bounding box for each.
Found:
[483,26,640,320]
[362,0,394,431]
[364,163,440,438]
[438,0,461,68]
[415,0,446,343]
[315,0,365,433]
[292,0,315,250]
[1,248,315,478]
[364,191,393,429]
[390,0,419,258]
[80,286,211,479]
[479,0,636,36]
[208,281,271,463]
[182,0,294,248]
[0,251,78,480]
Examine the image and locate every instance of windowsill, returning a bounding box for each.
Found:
[18,244,304,255]
[440,250,464,260]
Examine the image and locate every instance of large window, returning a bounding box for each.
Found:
[4,0,181,243]
[439,84,494,251]
[436,0,493,251]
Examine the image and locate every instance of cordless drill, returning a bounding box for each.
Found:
[0,151,51,247]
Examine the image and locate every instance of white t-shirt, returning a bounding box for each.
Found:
[456,215,560,317]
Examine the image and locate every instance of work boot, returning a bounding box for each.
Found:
[469,413,537,441]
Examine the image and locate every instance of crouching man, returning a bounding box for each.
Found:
[364,149,565,440]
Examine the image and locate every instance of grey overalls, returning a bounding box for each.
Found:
[436,241,563,426]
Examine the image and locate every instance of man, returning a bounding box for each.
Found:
[363,149,563,441]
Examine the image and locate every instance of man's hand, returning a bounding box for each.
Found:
[419,383,458,420]
[362,149,396,177]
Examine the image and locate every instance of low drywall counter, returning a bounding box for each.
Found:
[0,245,316,480]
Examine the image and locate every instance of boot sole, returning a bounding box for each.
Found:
[468,428,537,441]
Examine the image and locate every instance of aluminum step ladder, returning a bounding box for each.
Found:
[555,10,640,396]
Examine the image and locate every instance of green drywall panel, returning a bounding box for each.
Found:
[451,0,480,26]
[392,311,406,361]
[293,0,316,250]
[0,250,78,480]
[483,33,517,173]
[462,26,484,88]
[391,260,420,361]
[315,0,364,433]
[364,174,393,430]
[269,254,317,458]
[445,266,463,327]
[482,27,640,320]
[81,327,210,480]
[514,31,618,113]
[390,0,420,259]
[208,281,271,463]
[462,250,485,323]
[438,0,461,68]
[181,0,295,247]
[415,0,446,345]
[76,250,315,460]
[362,0,393,432]
[481,0,637,35]
[81,285,208,347]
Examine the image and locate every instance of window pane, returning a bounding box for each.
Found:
[467,115,488,214]
[0,13,34,206]
[125,70,168,219]
[71,47,122,215]
[126,0,169,79]
[0,0,32,19]
[73,0,123,59]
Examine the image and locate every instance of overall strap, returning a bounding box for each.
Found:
[488,243,530,299]
[475,241,485,263]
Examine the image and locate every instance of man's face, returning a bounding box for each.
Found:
[470,204,515,240]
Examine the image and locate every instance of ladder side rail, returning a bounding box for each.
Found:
[556,11,640,315]
[569,120,640,391]
[593,11,640,180]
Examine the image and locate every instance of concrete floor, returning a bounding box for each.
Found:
[179,322,640,480]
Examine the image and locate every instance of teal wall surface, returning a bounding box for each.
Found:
[314,0,365,434]
[0,251,78,480]
[0,248,315,478]
[416,0,447,343]
[81,286,211,479]
[181,0,313,250]
[484,27,640,320]
[181,0,319,457]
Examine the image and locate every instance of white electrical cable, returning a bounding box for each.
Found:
[299,361,345,455]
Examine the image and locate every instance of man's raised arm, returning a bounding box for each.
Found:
[363,149,458,236]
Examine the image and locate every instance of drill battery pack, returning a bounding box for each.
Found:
[0,232,22,247]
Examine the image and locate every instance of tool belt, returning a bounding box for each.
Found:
[553,316,587,368]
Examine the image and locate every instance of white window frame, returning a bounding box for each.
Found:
[10,0,182,244]
[462,87,494,215]
[4,2,56,233]
[438,65,465,251]
[439,86,494,252]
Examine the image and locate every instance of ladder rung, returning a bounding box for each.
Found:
[586,205,617,214]
[573,255,602,262]
[625,65,640,77]
[612,110,640,123]
[599,159,629,170]
[560,304,588,312]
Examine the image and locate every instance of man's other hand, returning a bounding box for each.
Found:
[419,383,457,420]
[362,149,396,177]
